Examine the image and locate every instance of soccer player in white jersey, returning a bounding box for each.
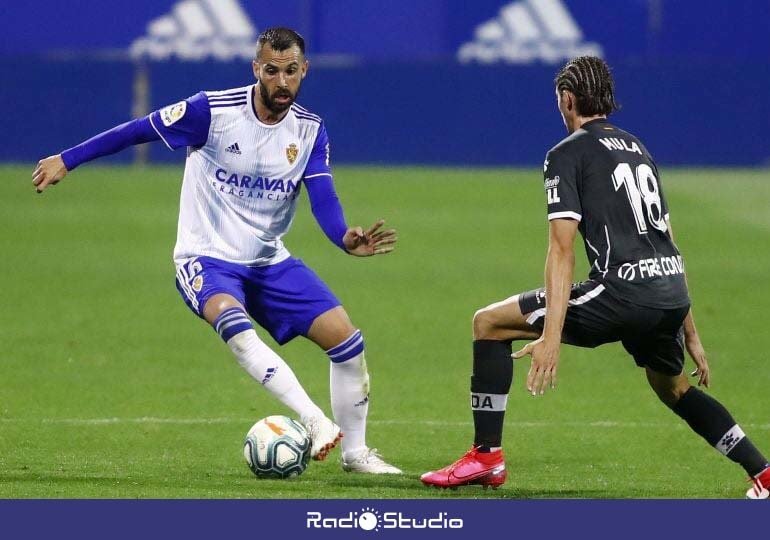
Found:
[32,27,401,474]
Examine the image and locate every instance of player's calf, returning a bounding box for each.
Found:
[421,336,513,487]
[211,306,327,423]
[471,339,514,450]
[661,381,770,493]
[326,329,369,458]
[325,329,402,473]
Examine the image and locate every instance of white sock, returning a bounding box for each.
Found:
[228,329,324,421]
[327,331,369,459]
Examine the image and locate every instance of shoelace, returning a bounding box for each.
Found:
[306,420,332,446]
[358,448,384,463]
[447,447,478,472]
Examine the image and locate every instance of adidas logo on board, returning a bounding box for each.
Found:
[130,0,257,61]
[458,0,602,64]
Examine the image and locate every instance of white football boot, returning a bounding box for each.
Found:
[303,416,342,461]
[341,447,403,474]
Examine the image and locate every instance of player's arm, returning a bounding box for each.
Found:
[514,219,577,395]
[32,93,211,194]
[33,118,160,193]
[303,123,396,257]
[514,149,581,395]
[666,216,710,387]
[543,219,577,345]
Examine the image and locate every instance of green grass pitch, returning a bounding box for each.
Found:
[1,164,768,498]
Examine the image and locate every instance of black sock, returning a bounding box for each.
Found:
[471,340,513,449]
[672,387,769,477]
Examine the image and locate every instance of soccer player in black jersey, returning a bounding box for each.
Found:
[421,56,770,498]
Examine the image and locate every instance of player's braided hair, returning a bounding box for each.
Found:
[554,56,619,117]
[256,27,306,58]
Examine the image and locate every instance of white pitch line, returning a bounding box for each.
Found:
[0,417,768,430]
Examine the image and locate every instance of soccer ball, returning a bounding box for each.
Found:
[243,415,311,479]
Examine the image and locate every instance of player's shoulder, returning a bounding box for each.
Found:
[546,128,593,162]
[202,85,252,112]
[290,102,324,125]
[612,124,654,158]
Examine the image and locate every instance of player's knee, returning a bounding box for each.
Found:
[202,293,243,325]
[307,306,356,349]
[472,307,498,340]
[211,306,254,344]
[647,371,691,408]
[326,329,365,363]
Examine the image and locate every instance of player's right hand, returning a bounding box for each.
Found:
[685,333,710,388]
[514,336,560,396]
[32,154,68,193]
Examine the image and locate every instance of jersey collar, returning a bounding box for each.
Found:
[581,117,609,128]
[249,84,293,129]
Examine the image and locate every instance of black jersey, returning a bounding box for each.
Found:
[543,118,690,309]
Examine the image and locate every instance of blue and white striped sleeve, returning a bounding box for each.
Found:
[149,91,211,150]
[303,123,348,251]
[303,122,332,180]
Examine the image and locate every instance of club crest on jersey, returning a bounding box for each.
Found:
[286,143,299,164]
[192,275,203,292]
[160,101,187,127]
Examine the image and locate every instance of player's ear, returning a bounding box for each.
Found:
[252,60,260,80]
[565,91,575,112]
[301,59,309,79]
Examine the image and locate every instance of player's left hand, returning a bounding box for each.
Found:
[343,219,397,257]
[685,333,710,388]
[513,336,560,396]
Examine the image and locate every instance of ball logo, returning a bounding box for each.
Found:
[618,262,637,281]
[264,419,286,436]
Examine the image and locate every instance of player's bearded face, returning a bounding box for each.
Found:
[255,44,306,114]
[260,82,298,113]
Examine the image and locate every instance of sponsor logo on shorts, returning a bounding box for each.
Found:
[192,275,203,292]
[544,176,560,189]
[617,255,684,281]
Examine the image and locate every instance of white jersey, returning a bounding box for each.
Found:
[149,84,332,266]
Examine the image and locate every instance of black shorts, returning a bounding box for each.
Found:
[518,280,690,376]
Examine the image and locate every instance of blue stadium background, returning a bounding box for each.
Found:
[3,0,769,166]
